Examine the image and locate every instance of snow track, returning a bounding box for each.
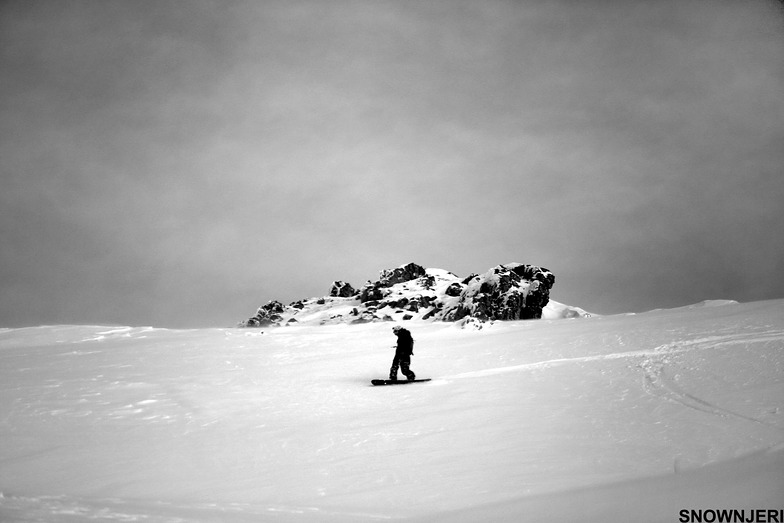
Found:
[443,327,784,440]
[639,331,784,431]
[447,347,671,379]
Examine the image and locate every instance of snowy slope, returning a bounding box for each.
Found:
[1,300,782,522]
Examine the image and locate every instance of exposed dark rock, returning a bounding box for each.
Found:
[378,262,426,286]
[421,307,440,320]
[329,280,357,298]
[386,297,409,309]
[450,264,554,321]
[445,283,464,297]
[506,263,555,319]
[418,274,436,290]
[461,274,478,285]
[359,281,387,303]
[243,300,286,327]
[241,262,557,327]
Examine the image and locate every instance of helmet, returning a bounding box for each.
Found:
[392,325,402,333]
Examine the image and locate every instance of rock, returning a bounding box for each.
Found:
[329,280,356,298]
[378,263,427,286]
[241,262,558,327]
[418,274,436,290]
[359,281,387,303]
[443,264,554,321]
[421,307,440,320]
[506,263,555,319]
[244,300,286,327]
[461,274,478,285]
[445,283,464,297]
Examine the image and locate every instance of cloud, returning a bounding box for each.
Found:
[1,0,783,326]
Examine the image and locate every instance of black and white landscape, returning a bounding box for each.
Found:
[2,1,783,520]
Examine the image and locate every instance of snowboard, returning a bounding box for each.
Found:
[371,378,431,386]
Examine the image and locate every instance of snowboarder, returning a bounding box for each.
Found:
[390,325,416,381]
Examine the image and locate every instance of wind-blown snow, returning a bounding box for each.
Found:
[1,300,782,522]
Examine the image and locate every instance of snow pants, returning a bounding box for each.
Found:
[390,349,415,380]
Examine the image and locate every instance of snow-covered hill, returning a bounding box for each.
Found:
[1,299,782,522]
[242,262,586,328]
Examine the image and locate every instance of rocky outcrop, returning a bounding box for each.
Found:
[329,281,357,298]
[379,263,427,286]
[240,262,557,327]
[245,300,285,327]
[442,264,554,321]
[359,262,427,304]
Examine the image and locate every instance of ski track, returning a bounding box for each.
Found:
[639,332,784,430]
[446,330,784,431]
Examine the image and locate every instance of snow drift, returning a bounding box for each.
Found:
[1,299,782,522]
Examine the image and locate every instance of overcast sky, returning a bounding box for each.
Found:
[2,0,783,328]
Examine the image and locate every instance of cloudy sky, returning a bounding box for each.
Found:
[1,0,783,328]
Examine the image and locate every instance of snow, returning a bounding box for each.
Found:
[1,299,783,522]
[542,299,593,319]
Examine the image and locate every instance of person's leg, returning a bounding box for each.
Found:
[389,354,400,380]
[400,355,415,381]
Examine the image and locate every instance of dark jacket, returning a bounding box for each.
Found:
[395,328,414,356]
